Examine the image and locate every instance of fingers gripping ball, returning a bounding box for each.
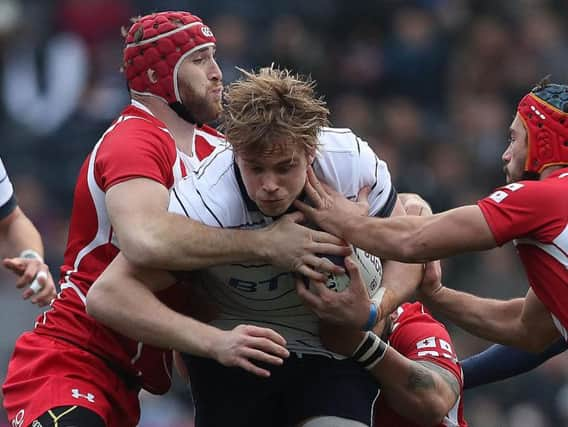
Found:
[318,248,383,297]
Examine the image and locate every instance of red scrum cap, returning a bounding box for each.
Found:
[517,83,568,175]
[123,11,216,104]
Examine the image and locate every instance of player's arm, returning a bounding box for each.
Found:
[106,178,349,281]
[372,342,460,426]
[323,326,459,426]
[295,169,497,262]
[420,263,561,352]
[86,253,290,377]
[462,339,568,389]
[378,197,424,319]
[0,203,56,306]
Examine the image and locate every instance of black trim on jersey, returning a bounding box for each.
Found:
[0,194,17,220]
[356,135,361,155]
[374,186,397,218]
[172,187,191,217]
[370,155,380,191]
[195,187,224,227]
[234,162,259,212]
[172,186,224,228]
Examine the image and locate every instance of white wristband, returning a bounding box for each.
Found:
[19,249,44,263]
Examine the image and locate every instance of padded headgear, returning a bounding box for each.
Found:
[517,83,568,174]
[123,11,216,104]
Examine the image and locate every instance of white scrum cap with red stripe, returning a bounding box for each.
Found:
[123,11,216,104]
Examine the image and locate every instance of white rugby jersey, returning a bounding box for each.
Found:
[0,157,16,220]
[170,127,397,357]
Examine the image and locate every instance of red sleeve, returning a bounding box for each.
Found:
[477,181,558,245]
[390,304,463,387]
[95,121,177,191]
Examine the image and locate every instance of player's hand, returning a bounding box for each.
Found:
[3,257,57,306]
[417,260,444,301]
[261,211,352,282]
[295,256,371,330]
[399,193,433,216]
[294,167,370,240]
[211,324,290,378]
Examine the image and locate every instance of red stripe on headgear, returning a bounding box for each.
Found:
[517,92,568,174]
[123,11,216,104]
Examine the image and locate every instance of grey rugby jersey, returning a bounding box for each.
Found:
[0,157,16,220]
[169,127,397,357]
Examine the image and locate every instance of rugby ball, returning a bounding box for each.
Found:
[321,247,382,297]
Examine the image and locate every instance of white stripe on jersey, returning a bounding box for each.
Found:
[60,279,87,304]
[64,125,118,286]
[0,157,14,208]
[170,128,393,357]
[515,224,568,269]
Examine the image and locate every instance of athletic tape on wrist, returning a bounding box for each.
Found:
[19,249,43,263]
[362,302,379,331]
[351,331,389,370]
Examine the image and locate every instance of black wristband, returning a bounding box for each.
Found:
[351,331,389,370]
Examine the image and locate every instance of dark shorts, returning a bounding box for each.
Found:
[3,332,140,427]
[184,352,379,427]
[32,405,105,427]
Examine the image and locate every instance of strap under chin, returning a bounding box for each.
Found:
[170,102,202,127]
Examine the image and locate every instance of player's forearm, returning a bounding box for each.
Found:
[373,351,457,426]
[86,278,221,358]
[119,212,267,270]
[378,260,422,318]
[342,206,495,262]
[425,286,525,346]
[0,207,43,259]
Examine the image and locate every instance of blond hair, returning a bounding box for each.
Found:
[222,66,330,156]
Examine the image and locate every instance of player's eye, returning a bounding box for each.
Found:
[277,163,296,173]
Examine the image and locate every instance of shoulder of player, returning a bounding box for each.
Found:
[317,127,361,153]
[184,146,247,225]
[390,302,441,334]
[103,110,176,152]
[485,178,560,205]
[196,125,226,148]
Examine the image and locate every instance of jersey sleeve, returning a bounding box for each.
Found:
[0,157,17,220]
[95,123,177,191]
[477,181,558,245]
[390,304,463,387]
[169,176,223,227]
[356,137,397,218]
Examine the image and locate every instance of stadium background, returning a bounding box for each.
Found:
[1,0,568,425]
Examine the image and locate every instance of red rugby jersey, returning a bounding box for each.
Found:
[478,168,568,337]
[374,302,467,427]
[34,101,222,394]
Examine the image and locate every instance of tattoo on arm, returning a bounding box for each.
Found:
[407,362,436,391]
[416,360,461,398]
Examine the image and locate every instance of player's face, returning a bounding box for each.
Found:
[176,46,223,123]
[502,113,528,183]
[236,142,314,217]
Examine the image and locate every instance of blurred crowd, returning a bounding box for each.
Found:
[1,0,568,425]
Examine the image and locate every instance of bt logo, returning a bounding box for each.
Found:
[228,272,290,293]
